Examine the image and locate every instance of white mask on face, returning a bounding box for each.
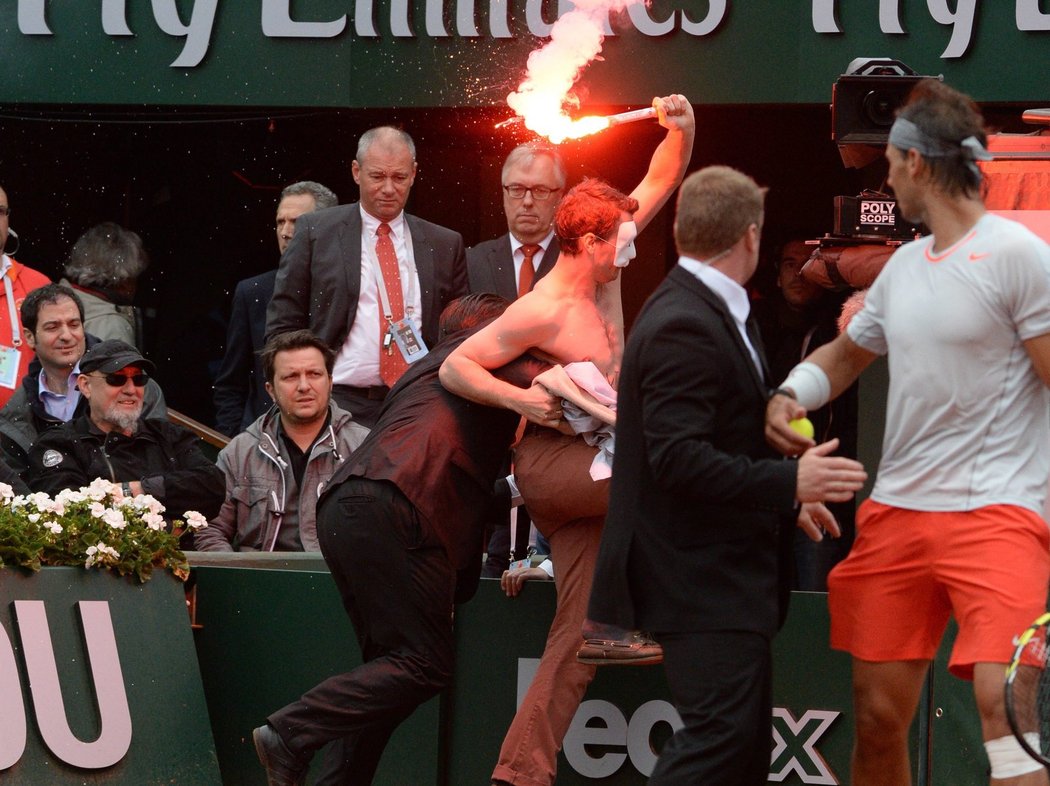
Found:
[614,221,638,268]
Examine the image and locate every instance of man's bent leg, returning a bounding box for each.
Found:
[491,515,603,786]
[850,658,930,786]
[973,662,1049,786]
[266,479,456,777]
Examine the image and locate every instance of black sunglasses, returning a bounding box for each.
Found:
[89,372,149,388]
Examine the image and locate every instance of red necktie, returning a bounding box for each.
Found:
[376,222,408,387]
[518,244,541,299]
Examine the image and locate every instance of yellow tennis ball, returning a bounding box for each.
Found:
[788,417,815,439]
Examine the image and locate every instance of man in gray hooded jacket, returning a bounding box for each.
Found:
[195,329,368,551]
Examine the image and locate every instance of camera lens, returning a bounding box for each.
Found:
[862,89,900,128]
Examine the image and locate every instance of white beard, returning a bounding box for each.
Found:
[102,402,142,433]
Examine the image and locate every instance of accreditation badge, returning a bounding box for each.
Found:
[0,345,20,389]
[390,318,429,365]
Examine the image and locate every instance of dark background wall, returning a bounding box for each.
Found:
[0,102,1032,426]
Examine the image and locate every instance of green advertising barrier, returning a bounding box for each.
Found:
[190,556,440,786]
[449,580,987,785]
[0,567,220,784]
[191,555,991,785]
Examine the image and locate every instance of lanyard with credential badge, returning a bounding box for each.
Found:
[365,225,429,365]
[0,266,23,389]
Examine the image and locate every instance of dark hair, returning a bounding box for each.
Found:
[555,178,639,255]
[895,78,987,198]
[21,283,85,334]
[64,222,149,288]
[261,330,335,384]
[439,293,510,338]
[280,181,338,210]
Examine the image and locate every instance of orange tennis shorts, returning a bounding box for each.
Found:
[828,499,1050,680]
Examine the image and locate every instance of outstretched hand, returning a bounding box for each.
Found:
[796,438,867,503]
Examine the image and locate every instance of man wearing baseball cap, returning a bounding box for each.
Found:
[27,339,224,523]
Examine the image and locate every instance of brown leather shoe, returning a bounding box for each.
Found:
[576,631,663,665]
[253,724,309,786]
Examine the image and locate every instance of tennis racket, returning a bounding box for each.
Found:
[1005,612,1050,768]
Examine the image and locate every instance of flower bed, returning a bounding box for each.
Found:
[0,478,207,582]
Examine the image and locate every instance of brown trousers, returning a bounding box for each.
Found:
[491,430,609,786]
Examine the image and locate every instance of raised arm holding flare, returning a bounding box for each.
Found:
[441,94,694,786]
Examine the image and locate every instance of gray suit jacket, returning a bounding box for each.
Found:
[466,234,560,300]
[266,203,468,351]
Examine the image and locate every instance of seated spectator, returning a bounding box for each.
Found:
[0,284,166,479]
[0,183,51,408]
[27,340,222,524]
[61,222,149,348]
[196,330,368,552]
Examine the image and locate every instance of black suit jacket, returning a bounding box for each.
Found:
[467,234,560,299]
[322,333,545,601]
[589,265,798,637]
[266,203,468,351]
[213,270,275,436]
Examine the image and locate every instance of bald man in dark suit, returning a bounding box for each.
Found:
[267,126,467,428]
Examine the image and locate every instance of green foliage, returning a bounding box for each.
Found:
[0,478,209,583]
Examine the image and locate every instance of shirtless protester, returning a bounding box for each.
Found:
[439,93,693,786]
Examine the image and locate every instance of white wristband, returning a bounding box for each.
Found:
[781,362,831,411]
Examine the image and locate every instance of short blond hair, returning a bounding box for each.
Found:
[674,166,766,259]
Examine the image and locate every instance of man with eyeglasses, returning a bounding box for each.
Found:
[0,284,167,481]
[467,143,566,581]
[27,340,223,525]
[0,184,52,409]
[467,143,566,302]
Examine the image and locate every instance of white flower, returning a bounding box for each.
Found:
[102,509,127,530]
[27,492,52,512]
[85,478,117,502]
[0,483,15,501]
[89,502,107,518]
[84,542,118,567]
[143,512,165,531]
[45,521,62,535]
[131,494,165,516]
[55,488,86,506]
[27,513,40,523]
[183,511,208,531]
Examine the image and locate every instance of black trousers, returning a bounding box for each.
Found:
[649,630,773,786]
[268,478,456,786]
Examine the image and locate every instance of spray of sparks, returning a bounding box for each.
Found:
[507,0,643,143]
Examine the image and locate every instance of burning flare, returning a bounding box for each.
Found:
[505,0,648,143]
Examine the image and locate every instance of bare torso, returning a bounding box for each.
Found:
[513,274,624,386]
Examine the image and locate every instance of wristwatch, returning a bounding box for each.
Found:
[121,481,132,498]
